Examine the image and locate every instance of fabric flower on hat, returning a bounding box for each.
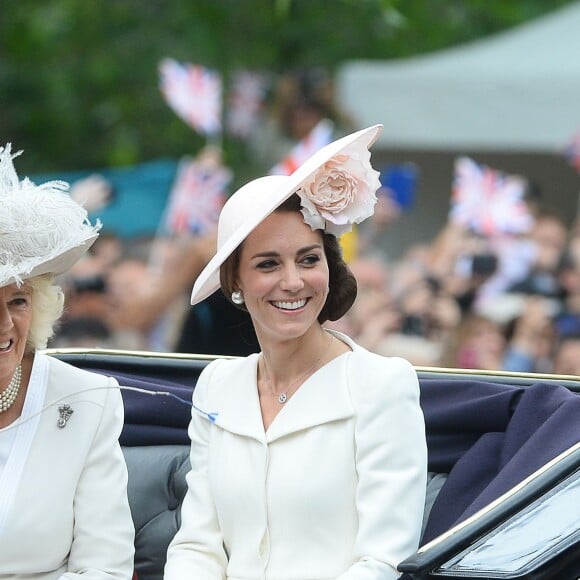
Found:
[298,146,381,236]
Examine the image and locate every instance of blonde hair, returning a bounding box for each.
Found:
[26,274,65,352]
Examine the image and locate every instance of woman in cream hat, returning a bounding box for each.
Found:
[0,145,135,578]
[165,125,427,579]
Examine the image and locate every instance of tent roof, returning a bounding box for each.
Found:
[336,2,580,152]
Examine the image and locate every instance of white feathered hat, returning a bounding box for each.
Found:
[0,143,101,288]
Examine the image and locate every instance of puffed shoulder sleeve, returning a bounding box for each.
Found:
[164,359,228,580]
[339,353,427,580]
[62,375,135,579]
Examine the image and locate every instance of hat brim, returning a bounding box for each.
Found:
[0,233,99,288]
[190,124,383,305]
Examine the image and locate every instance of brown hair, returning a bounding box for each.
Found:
[220,194,357,323]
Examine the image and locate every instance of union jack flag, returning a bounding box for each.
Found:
[164,153,232,236]
[564,132,580,172]
[269,118,334,176]
[159,58,222,136]
[450,157,533,236]
[226,70,269,139]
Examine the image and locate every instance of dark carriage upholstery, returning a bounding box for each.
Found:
[49,352,580,580]
[123,445,190,580]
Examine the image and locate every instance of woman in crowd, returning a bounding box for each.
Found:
[0,144,135,578]
[164,126,427,579]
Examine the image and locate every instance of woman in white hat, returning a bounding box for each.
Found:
[164,125,427,579]
[0,145,134,578]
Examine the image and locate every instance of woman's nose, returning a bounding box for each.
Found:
[0,304,14,332]
[280,265,304,292]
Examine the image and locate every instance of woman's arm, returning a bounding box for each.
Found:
[340,355,428,580]
[107,233,216,333]
[164,360,228,579]
[62,377,135,579]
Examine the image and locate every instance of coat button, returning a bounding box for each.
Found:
[259,535,268,557]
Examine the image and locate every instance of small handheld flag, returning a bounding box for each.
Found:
[159,58,222,136]
[450,156,533,236]
[164,148,232,236]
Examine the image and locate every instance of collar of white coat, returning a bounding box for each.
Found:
[205,330,356,443]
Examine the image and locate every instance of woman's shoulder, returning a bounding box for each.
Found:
[193,354,259,403]
[43,353,115,403]
[350,348,417,383]
[344,341,419,405]
[200,354,258,379]
[332,330,417,377]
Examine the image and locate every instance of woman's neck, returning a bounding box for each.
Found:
[0,353,33,429]
[258,326,331,383]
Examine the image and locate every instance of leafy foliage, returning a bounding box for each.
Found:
[1,0,575,174]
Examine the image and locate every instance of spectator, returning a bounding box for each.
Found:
[50,316,115,349]
[554,236,580,338]
[447,313,507,370]
[507,209,568,299]
[249,68,355,171]
[502,296,557,373]
[552,333,580,376]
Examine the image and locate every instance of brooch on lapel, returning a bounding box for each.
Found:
[57,404,74,428]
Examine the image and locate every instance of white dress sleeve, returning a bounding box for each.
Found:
[164,360,228,580]
[337,354,427,580]
[60,377,135,579]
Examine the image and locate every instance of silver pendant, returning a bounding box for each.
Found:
[278,393,287,404]
[57,404,74,428]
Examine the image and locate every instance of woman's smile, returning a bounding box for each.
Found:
[271,298,308,311]
[0,338,14,351]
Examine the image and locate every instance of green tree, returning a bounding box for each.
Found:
[1,0,574,175]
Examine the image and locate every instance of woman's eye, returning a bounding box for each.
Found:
[302,254,321,266]
[11,298,30,308]
[256,260,278,270]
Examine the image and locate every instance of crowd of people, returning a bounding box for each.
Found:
[43,67,580,377]
[47,184,580,377]
[330,204,580,375]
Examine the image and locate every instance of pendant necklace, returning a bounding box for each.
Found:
[0,364,22,413]
[261,336,332,404]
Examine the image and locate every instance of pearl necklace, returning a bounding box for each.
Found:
[261,336,331,404]
[0,364,22,413]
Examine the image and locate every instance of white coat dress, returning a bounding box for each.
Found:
[0,352,135,580]
[164,331,427,580]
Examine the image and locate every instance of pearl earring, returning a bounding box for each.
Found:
[231,290,244,305]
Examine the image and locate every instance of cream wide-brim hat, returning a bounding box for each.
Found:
[0,144,101,288]
[190,124,383,305]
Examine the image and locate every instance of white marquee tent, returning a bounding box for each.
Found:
[337,2,580,152]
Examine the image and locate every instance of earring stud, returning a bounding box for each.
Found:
[231,290,244,305]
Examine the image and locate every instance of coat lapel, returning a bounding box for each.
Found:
[208,354,266,443]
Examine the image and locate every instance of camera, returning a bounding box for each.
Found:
[456,253,498,278]
[72,274,107,294]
